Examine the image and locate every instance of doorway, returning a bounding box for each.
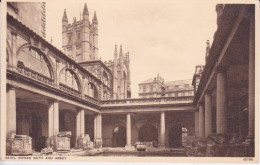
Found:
[112,126,126,147]
[169,124,182,148]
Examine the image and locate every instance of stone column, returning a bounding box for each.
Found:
[126,113,131,146]
[76,109,85,148]
[160,111,165,147]
[47,100,59,149]
[95,114,102,148]
[199,104,205,137]
[246,15,255,143]
[94,115,97,140]
[53,101,59,135]
[216,67,227,133]
[194,110,199,137]
[7,86,16,137]
[48,102,54,140]
[205,91,212,137]
[80,109,85,136]
[6,86,16,155]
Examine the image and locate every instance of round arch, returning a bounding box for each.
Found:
[138,124,158,143]
[169,124,182,148]
[16,44,56,81]
[84,82,98,99]
[112,125,126,147]
[102,71,109,86]
[59,67,82,92]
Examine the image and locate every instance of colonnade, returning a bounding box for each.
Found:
[125,112,166,148]
[6,86,103,149]
[195,16,255,143]
[6,86,168,149]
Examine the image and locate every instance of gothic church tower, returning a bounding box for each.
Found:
[62,3,98,62]
[105,44,131,99]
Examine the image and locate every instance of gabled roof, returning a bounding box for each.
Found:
[139,78,154,85]
[164,79,192,87]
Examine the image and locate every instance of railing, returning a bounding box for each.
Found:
[59,83,81,97]
[15,64,100,106]
[84,94,100,105]
[16,64,54,86]
[100,96,194,106]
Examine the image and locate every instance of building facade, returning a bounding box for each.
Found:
[104,44,131,99]
[139,74,194,98]
[4,2,256,157]
[192,4,255,156]
[7,2,46,38]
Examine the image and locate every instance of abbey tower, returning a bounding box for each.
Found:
[62,3,98,62]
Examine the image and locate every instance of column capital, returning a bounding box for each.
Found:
[216,65,227,74]
[204,90,212,95]
[7,85,16,91]
[46,98,60,104]
[76,107,85,112]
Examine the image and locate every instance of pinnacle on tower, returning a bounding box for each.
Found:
[119,45,123,65]
[62,9,68,22]
[92,11,98,23]
[119,45,123,57]
[114,44,118,58]
[83,3,89,16]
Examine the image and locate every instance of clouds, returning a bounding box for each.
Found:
[46,0,217,98]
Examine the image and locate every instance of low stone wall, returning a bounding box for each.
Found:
[185,134,254,157]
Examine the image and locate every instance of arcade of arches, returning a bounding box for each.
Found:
[101,113,194,148]
[10,88,195,151]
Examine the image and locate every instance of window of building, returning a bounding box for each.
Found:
[143,86,146,92]
[76,30,81,40]
[103,72,109,86]
[76,44,81,49]
[150,85,153,92]
[174,85,179,89]
[59,69,80,91]
[17,47,51,78]
[85,83,98,99]
[168,93,172,97]
[188,91,192,96]
[181,92,185,96]
[67,33,72,43]
[75,54,82,62]
[185,84,189,88]
[103,91,107,100]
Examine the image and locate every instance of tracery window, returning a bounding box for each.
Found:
[17,47,52,78]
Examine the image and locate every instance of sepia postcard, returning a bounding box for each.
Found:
[0,0,259,163]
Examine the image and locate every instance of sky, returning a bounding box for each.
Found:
[46,0,217,98]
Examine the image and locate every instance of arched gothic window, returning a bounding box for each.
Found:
[17,47,52,78]
[103,91,107,100]
[59,69,80,91]
[84,83,98,99]
[103,72,109,86]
